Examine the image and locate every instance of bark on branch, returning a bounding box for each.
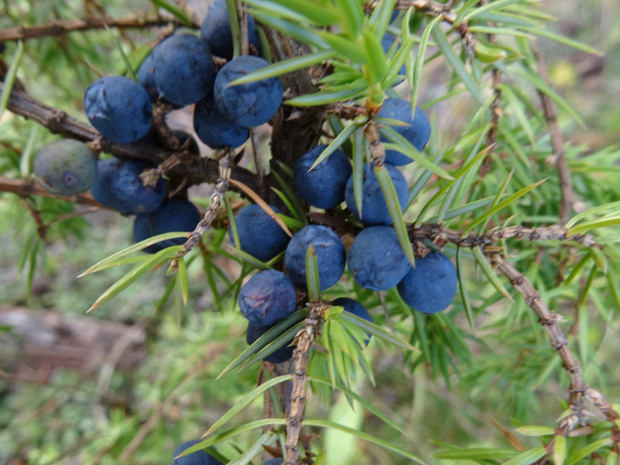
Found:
[0,15,191,43]
[408,223,600,249]
[487,252,620,456]
[0,82,263,192]
[0,176,104,208]
[285,301,328,465]
[533,46,575,225]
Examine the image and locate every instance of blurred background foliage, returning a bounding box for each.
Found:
[0,0,620,464]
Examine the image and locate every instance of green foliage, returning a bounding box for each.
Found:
[1,0,620,464]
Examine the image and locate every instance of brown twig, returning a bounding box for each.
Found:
[586,387,620,454]
[21,196,47,239]
[1,82,265,192]
[235,0,249,56]
[0,175,105,208]
[328,101,367,120]
[364,121,386,166]
[489,252,620,460]
[0,15,190,43]
[479,7,503,177]
[140,155,182,187]
[250,127,265,197]
[532,46,574,225]
[285,301,329,465]
[169,149,234,272]
[366,0,476,56]
[151,101,181,151]
[409,223,601,249]
[488,252,587,420]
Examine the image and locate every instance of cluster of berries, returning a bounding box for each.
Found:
[232,96,456,362]
[32,0,284,250]
[28,2,463,462]
[31,0,457,368]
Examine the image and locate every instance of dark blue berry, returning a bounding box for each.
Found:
[294,145,352,209]
[285,225,345,291]
[347,226,412,291]
[377,98,431,166]
[238,270,297,326]
[200,0,261,60]
[84,76,153,143]
[228,204,290,262]
[110,160,166,215]
[344,162,408,226]
[214,56,283,128]
[193,93,249,149]
[152,34,215,106]
[397,251,457,314]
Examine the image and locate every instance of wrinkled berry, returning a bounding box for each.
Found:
[152,34,215,106]
[347,226,412,291]
[84,75,153,143]
[294,145,352,209]
[91,157,126,211]
[285,225,345,291]
[193,93,249,149]
[238,270,297,326]
[110,160,166,215]
[214,56,283,128]
[228,204,289,262]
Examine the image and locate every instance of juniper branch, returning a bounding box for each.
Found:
[366,0,476,55]
[168,149,233,272]
[0,82,263,191]
[489,252,620,460]
[586,387,620,453]
[480,8,503,177]
[533,45,575,225]
[0,15,190,43]
[409,223,601,249]
[0,175,105,208]
[285,301,329,465]
[487,252,587,425]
